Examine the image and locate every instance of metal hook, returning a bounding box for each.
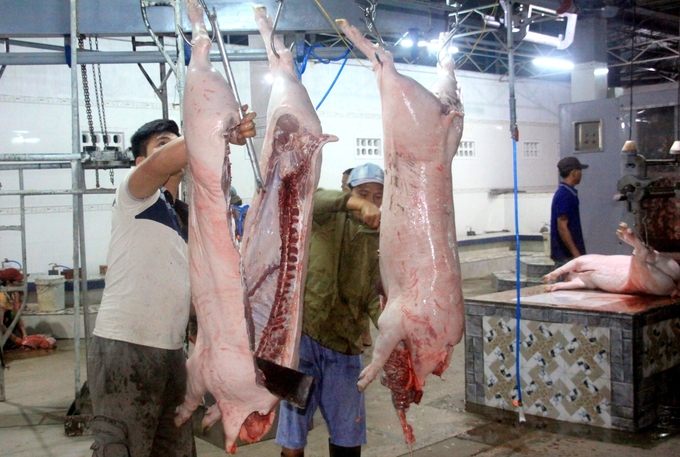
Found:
[437,6,460,66]
[139,0,179,75]
[205,5,265,189]
[360,0,384,47]
[177,0,218,48]
[271,0,285,59]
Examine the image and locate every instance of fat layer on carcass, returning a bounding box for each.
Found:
[174,1,277,453]
[543,222,680,296]
[241,6,338,368]
[337,19,465,444]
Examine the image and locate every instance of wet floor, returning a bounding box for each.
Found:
[2,276,680,456]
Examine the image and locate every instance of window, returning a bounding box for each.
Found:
[355,138,382,158]
[523,141,540,158]
[457,140,476,158]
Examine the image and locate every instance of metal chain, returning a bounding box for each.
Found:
[79,36,100,188]
[79,36,95,143]
[92,37,114,185]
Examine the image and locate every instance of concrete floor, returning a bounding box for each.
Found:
[2,277,680,456]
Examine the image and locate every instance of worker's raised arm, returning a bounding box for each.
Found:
[128,136,187,200]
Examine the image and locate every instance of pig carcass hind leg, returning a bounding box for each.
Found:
[616,223,649,258]
[618,222,680,281]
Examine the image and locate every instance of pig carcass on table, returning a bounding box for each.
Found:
[174,1,278,453]
[337,20,466,444]
[543,222,680,296]
[241,6,338,370]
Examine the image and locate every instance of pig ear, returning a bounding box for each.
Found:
[320,134,340,146]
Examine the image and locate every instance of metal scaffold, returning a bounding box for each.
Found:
[0,0,188,427]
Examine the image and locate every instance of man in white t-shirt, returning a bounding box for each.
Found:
[88,111,255,457]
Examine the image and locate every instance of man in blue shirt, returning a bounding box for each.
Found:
[550,156,588,266]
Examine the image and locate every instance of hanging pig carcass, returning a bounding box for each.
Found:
[337,20,465,444]
[174,1,278,453]
[543,222,680,296]
[240,5,338,373]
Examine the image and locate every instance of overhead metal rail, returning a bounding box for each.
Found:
[0,0,446,37]
[0,47,384,66]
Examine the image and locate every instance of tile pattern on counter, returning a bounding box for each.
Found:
[483,316,611,427]
[642,317,680,377]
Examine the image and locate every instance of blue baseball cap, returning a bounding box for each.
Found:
[348,163,384,188]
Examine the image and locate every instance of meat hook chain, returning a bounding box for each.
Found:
[78,36,101,188]
[88,37,116,186]
[271,0,285,59]
[360,0,385,47]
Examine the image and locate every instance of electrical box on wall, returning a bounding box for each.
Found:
[573,120,603,152]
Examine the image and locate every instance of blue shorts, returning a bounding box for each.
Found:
[275,334,367,449]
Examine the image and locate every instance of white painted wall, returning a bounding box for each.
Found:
[0,38,569,277]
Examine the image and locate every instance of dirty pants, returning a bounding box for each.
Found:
[87,335,195,457]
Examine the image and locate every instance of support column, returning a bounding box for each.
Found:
[570,16,608,103]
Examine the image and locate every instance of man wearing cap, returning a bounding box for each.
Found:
[341,167,354,192]
[550,156,589,266]
[276,162,384,457]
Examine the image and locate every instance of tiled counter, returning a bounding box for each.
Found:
[464,286,680,431]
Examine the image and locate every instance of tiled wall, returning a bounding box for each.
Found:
[483,317,611,427]
[642,317,680,378]
[466,296,680,432]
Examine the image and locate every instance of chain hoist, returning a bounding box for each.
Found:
[88,37,114,186]
[78,36,101,188]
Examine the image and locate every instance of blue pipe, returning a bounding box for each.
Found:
[512,138,523,408]
[315,57,348,110]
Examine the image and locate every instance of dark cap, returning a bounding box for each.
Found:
[557,156,588,175]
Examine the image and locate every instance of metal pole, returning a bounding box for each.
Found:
[174,0,185,123]
[0,189,116,196]
[0,154,85,162]
[75,160,91,347]
[210,12,265,189]
[69,0,83,414]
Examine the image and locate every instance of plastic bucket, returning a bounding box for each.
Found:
[35,275,66,311]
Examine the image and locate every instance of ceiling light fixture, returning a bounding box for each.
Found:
[594,67,609,76]
[532,57,574,71]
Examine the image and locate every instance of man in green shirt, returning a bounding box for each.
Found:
[276,163,384,457]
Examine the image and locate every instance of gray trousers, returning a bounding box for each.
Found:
[87,336,195,457]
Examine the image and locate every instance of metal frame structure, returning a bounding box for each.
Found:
[0,0,678,423]
[2,1,675,86]
[0,0,183,415]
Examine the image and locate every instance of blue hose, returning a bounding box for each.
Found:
[4,259,22,269]
[512,138,523,408]
[294,43,352,110]
[315,57,348,110]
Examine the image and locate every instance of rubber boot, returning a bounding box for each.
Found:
[328,439,361,457]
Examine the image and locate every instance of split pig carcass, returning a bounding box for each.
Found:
[174,1,278,453]
[337,20,466,445]
[240,5,338,373]
[543,222,680,296]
